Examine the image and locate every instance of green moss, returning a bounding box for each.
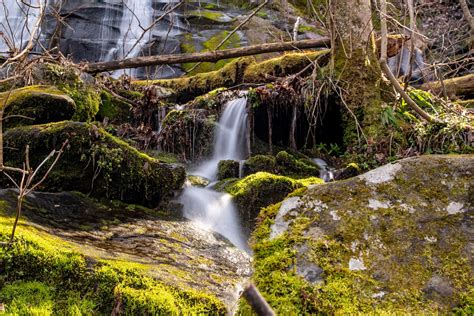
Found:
[0,228,225,314]
[97,91,132,123]
[2,121,185,206]
[243,50,330,83]
[218,172,323,233]
[34,63,101,121]
[185,10,230,23]
[242,155,277,176]
[217,160,240,180]
[0,85,76,129]
[181,31,242,75]
[133,51,330,103]
[275,151,320,177]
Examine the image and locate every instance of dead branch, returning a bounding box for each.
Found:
[242,284,275,316]
[1,0,45,66]
[83,38,331,73]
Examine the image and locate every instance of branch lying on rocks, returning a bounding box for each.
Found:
[419,74,474,97]
[82,38,331,73]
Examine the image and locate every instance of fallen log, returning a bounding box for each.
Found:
[419,74,474,97]
[83,38,330,73]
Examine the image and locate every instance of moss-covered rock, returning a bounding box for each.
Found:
[31,63,101,121]
[242,154,277,176]
[217,172,323,234]
[0,189,251,313]
[96,90,132,123]
[133,51,330,103]
[2,121,185,206]
[275,150,320,177]
[0,85,76,129]
[217,160,240,180]
[244,155,474,314]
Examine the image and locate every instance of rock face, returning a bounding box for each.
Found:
[30,0,322,78]
[247,155,473,314]
[0,189,251,312]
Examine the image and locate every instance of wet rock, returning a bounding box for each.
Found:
[0,189,251,311]
[250,155,474,314]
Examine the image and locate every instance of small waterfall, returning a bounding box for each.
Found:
[313,158,335,182]
[179,97,249,252]
[0,0,40,55]
[194,97,249,180]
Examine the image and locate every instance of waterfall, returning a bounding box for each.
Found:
[194,97,249,180]
[179,97,249,252]
[0,0,40,55]
[107,0,154,77]
[313,158,335,182]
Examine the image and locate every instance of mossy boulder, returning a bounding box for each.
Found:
[96,90,132,123]
[242,155,277,177]
[275,150,320,177]
[217,160,240,180]
[0,85,76,129]
[245,155,473,314]
[217,172,323,234]
[2,121,185,206]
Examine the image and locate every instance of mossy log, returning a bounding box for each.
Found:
[134,50,330,102]
[2,121,185,206]
[420,74,474,97]
[0,85,76,129]
[84,39,330,73]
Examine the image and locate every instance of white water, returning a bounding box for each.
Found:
[313,158,335,182]
[0,0,40,55]
[108,0,154,77]
[194,97,249,180]
[180,97,249,252]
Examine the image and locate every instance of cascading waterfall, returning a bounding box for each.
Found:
[179,97,249,252]
[194,97,249,180]
[0,0,40,55]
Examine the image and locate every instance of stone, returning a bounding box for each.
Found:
[251,155,474,314]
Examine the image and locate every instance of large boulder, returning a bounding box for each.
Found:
[245,155,473,314]
[3,121,185,207]
[0,189,251,314]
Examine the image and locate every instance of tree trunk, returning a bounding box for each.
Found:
[331,0,384,147]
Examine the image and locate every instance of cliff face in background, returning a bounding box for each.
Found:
[36,0,322,78]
